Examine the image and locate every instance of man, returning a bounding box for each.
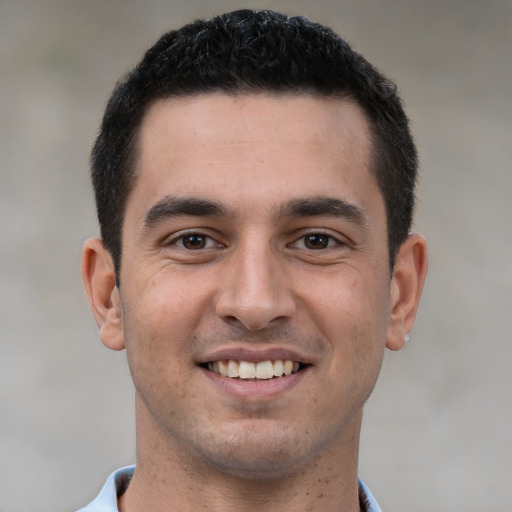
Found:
[79,9,428,512]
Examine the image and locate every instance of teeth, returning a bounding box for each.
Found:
[227,359,239,378]
[283,360,294,376]
[273,360,284,376]
[207,359,302,379]
[256,361,274,379]
[239,361,256,379]
[218,360,228,377]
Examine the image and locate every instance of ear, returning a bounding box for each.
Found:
[81,238,125,351]
[386,233,428,351]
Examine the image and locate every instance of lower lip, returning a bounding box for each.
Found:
[200,366,309,400]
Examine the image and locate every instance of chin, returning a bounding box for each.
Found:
[196,422,334,481]
[207,448,308,481]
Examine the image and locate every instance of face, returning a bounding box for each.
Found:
[116,93,393,477]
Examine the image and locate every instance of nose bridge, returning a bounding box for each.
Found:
[215,234,294,330]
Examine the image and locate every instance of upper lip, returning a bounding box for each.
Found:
[198,346,312,364]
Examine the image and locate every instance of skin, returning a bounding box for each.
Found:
[82,93,428,512]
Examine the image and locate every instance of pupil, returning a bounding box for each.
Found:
[183,235,205,249]
[305,234,328,249]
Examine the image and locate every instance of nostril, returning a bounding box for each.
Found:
[221,315,243,327]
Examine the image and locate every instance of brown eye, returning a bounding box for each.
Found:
[181,234,208,250]
[303,234,331,249]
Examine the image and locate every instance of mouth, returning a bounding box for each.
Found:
[201,359,307,380]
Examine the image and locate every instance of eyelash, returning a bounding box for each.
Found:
[289,233,341,250]
[169,232,221,250]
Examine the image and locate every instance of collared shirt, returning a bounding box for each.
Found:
[77,465,382,512]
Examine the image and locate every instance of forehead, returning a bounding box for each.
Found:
[140,93,371,153]
[132,93,382,219]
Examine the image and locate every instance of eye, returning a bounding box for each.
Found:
[303,234,333,249]
[292,233,339,250]
[174,233,218,250]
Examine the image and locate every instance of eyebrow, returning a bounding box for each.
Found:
[143,196,231,230]
[142,194,368,231]
[279,196,368,229]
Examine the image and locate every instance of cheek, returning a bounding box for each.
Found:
[125,270,213,333]
[119,273,213,378]
[304,269,390,370]
[311,269,388,328]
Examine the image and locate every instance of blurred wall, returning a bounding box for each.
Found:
[1,1,511,511]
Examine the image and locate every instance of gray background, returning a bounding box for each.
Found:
[1,1,511,511]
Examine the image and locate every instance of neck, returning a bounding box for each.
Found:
[119,406,364,512]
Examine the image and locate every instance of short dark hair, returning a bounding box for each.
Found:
[91,9,418,278]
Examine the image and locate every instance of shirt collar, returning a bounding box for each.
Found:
[77,466,382,512]
[358,478,382,512]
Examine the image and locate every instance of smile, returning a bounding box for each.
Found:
[204,359,305,380]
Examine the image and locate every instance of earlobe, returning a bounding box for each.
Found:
[81,238,126,351]
[386,233,428,351]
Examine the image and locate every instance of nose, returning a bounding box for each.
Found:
[214,239,296,330]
